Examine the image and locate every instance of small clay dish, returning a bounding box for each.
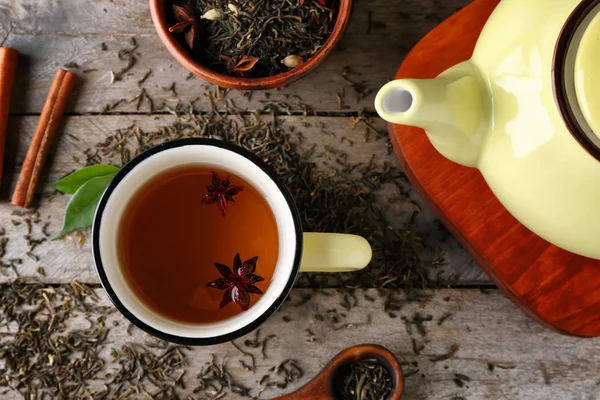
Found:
[149,0,353,90]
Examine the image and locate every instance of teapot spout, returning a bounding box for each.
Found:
[375,61,489,167]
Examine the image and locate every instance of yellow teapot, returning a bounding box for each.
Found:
[375,0,600,260]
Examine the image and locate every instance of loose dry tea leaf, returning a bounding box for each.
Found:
[488,362,517,371]
[244,329,262,348]
[261,335,276,359]
[137,69,152,86]
[110,41,138,83]
[411,312,433,337]
[438,312,453,326]
[231,341,256,372]
[412,338,424,355]
[429,344,460,362]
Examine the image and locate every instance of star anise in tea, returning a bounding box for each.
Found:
[201,171,243,216]
[169,3,201,49]
[206,254,264,311]
[222,55,260,77]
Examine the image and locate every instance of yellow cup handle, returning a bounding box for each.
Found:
[299,233,372,272]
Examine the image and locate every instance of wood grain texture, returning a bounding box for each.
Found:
[388,0,600,338]
[2,288,600,400]
[0,114,483,284]
[0,0,471,114]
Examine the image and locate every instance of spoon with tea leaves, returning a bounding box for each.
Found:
[272,344,404,400]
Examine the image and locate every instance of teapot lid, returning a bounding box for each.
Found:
[574,8,600,141]
[554,0,600,160]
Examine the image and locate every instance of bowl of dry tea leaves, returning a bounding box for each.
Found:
[150,0,352,90]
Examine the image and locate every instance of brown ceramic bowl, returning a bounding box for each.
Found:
[149,0,353,90]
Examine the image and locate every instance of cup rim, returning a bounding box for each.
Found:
[92,138,303,345]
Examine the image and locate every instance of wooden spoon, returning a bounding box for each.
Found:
[272,344,404,399]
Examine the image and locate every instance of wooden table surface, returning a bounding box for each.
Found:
[1,0,599,399]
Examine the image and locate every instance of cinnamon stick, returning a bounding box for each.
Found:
[0,47,18,185]
[11,69,76,208]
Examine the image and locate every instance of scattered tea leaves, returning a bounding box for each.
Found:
[231,340,256,372]
[0,279,112,398]
[194,355,252,397]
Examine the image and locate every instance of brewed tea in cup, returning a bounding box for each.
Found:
[93,139,372,345]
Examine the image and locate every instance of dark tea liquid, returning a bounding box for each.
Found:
[118,166,279,324]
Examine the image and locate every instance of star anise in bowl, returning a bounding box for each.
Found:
[168,2,201,49]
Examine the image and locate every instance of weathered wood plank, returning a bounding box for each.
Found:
[0,114,484,284]
[0,0,466,35]
[0,0,471,114]
[2,288,598,399]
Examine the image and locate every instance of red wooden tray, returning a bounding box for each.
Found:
[389,0,600,337]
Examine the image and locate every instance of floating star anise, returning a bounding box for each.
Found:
[206,254,264,311]
[168,3,200,49]
[200,171,243,216]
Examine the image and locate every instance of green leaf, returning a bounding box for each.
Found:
[51,165,120,194]
[53,173,116,240]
